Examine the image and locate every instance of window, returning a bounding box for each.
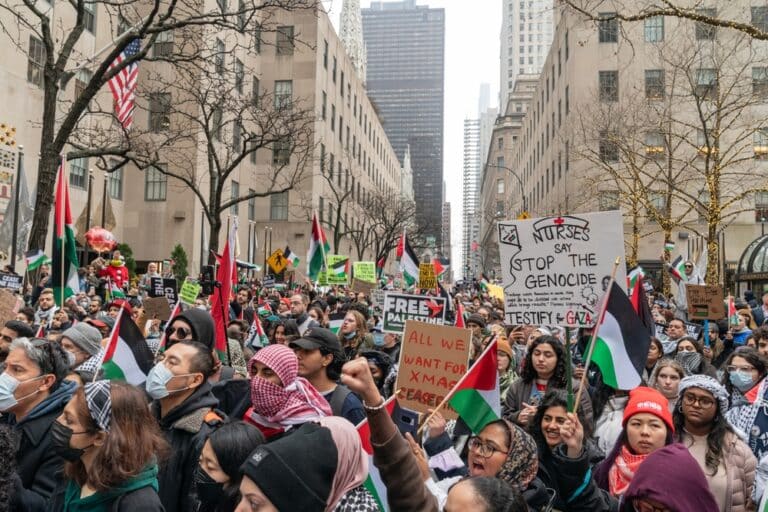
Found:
[252,77,260,106]
[755,128,768,159]
[496,201,505,217]
[117,15,130,37]
[319,196,325,223]
[752,6,768,33]
[332,57,337,83]
[272,140,291,165]
[754,67,768,99]
[320,144,325,174]
[153,30,174,57]
[212,108,223,141]
[274,80,292,109]
[276,26,294,55]
[695,8,716,40]
[340,71,345,97]
[323,39,328,69]
[27,35,45,86]
[339,116,343,142]
[498,137,504,149]
[695,68,718,99]
[107,166,123,200]
[497,179,505,194]
[644,16,664,42]
[217,0,227,13]
[270,191,288,220]
[70,158,88,189]
[599,191,619,210]
[565,30,569,60]
[697,129,717,155]
[598,13,618,43]
[599,131,619,162]
[232,121,242,152]
[74,69,92,101]
[254,26,261,54]
[249,141,258,164]
[497,156,505,169]
[645,69,665,99]
[331,105,336,131]
[756,192,768,222]
[321,91,327,119]
[234,58,244,93]
[237,0,246,31]
[697,190,710,220]
[645,131,665,156]
[145,165,168,201]
[84,2,95,33]
[149,93,171,132]
[649,192,666,213]
[248,189,255,221]
[599,70,619,102]
[215,39,225,74]
[565,85,569,114]
[230,181,239,214]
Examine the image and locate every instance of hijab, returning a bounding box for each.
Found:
[318,417,369,511]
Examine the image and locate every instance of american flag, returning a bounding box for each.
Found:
[107,39,141,130]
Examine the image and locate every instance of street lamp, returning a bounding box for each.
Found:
[487,163,527,214]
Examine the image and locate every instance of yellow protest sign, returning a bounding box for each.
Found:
[418,263,437,289]
[267,249,287,274]
[487,283,504,302]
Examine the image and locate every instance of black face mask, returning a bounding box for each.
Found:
[195,465,225,505]
[50,421,91,462]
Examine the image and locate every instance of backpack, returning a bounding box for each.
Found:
[327,384,353,416]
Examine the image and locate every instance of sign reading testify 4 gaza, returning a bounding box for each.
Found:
[497,211,627,327]
[382,292,447,333]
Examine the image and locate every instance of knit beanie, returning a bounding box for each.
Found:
[61,323,103,356]
[240,422,336,511]
[678,375,729,413]
[497,338,513,359]
[623,386,674,433]
[467,314,486,329]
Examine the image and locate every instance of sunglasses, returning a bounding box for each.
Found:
[166,326,192,339]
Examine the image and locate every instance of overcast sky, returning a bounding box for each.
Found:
[325,0,501,271]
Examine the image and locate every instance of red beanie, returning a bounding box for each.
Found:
[622,386,674,433]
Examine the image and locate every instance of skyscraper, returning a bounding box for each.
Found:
[339,0,367,84]
[463,118,481,279]
[500,0,553,105]
[362,0,445,248]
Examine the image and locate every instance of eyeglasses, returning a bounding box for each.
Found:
[727,365,755,373]
[467,436,508,458]
[684,265,693,269]
[633,498,671,512]
[682,393,715,409]
[166,326,192,339]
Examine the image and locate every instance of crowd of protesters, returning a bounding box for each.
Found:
[3,254,768,511]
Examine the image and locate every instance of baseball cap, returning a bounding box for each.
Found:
[289,327,342,353]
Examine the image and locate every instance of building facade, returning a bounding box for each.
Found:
[462,118,481,279]
[362,0,445,248]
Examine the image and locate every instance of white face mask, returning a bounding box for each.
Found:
[0,372,44,412]
[145,363,197,400]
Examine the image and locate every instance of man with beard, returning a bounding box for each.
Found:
[289,293,319,335]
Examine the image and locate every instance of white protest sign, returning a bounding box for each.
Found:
[497,211,626,327]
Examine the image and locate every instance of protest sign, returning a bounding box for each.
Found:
[497,211,627,327]
[382,292,447,334]
[327,255,349,285]
[371,289,385,308]
[0,289,21,325]
[394,321,471,419]
[353,262,376,283]
[686,284,725,321]
[267,249,287,274]
[351,278,375,296]
[143,296,172,321]
[655,321,703,340]
[178,279,202,305]
[418,263,437,289]
[0,272,22,291]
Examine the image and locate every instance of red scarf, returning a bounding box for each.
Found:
[608,444,649,496]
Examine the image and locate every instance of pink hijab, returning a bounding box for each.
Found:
[318,416,369,511]
[247,345,331,427]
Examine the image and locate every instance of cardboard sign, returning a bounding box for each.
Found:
[351,278,374,296]
[267,249,287,274]
[353,262,376,283]
[0,272,22,291]
[327,255,349,285]
[0,289,21,325]
[394,321,471,419]
[497,211,627,327]
[371,289,385,308]
[382,292,447,334]
[418,263,437,290]
[179,279,202,305]
[686,284,725,320]
[149,277,178,304]
[143,296,172,321]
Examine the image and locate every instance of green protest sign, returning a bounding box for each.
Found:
[353,261,376,283]
[179,279,202,305]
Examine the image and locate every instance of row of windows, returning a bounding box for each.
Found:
[68,158,123,200]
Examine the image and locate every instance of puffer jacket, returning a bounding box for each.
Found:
[723,431,757,512]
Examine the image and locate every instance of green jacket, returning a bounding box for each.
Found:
[59,464,160,512]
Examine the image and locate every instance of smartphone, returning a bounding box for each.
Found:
[393,403,420,438]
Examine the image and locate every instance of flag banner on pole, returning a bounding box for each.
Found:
[630,276,655,338]
[107,39,141,130]
[211,218,238,362]
[396,231,419,287]
[668,255,687,282]
[455,302,466,328]
[447,338,501,434]
[245,315,269,350]
[284,246,300,267]
[590,282,651,390]
[664,241,675,252]
[101,308,154,385]
[328,312,345,334]
[307,212,330,281]
[25,250,46,271]
[357,396,397,511]
[51,159,80,306]
[0,150,34,257]
[627,266,645,296]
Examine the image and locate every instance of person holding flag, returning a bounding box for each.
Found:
[662,251,703,321]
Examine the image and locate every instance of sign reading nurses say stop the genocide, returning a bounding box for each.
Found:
[497,210,627,327]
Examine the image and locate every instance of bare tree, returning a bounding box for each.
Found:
[0,0,317,251]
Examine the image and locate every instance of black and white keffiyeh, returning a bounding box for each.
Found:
[84,380,112,432]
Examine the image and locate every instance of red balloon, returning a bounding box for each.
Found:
[85,227,117,253]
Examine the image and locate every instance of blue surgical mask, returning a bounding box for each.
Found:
[373,333,385,346]
[0,372,43,412]
[145,363,175,399]
[344,331,357,340]
[730,370,755,392]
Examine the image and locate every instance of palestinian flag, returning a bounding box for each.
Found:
[630,275,655,337]
[211,219,238,363]
[664,240,675,252]
[257,303,272,317]
[284,246,300,267]
[448,338,500,434]
[627,266,644,295]
[357,396,397,511]
[25,250,47,271]
[432,258,446,278]
[330,257,349,277]
[376,256,386,279]
[157,301,183,353]
[51,159,80,306]
[100,308,154,385]
[328,312,345,334]
[728,296,739,326]
[590,282,651,390]
[396,231,419,287]
[668,255,687,282]
[455,301,466,328]
[307,212,330,282]
[245,315,269,349]
[106,279,126,300]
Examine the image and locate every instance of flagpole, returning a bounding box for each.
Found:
[9,146,24,270]
[316,210,328,277]
[59,157,66,308]
[572,256,622,416]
